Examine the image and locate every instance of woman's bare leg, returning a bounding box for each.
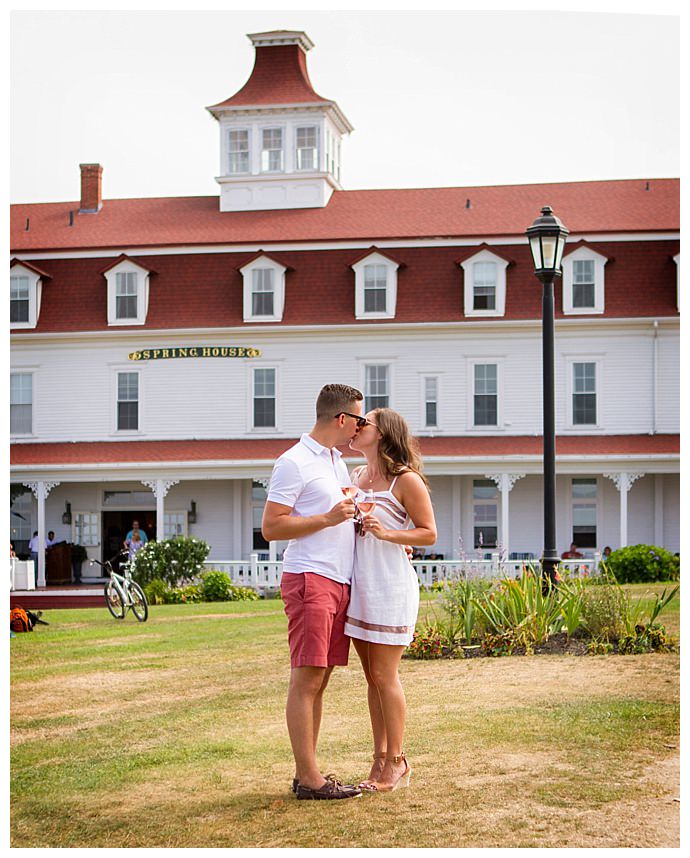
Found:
[367,643,408,787]
[353,637,387,782]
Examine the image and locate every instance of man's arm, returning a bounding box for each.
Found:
[261,498,355,542]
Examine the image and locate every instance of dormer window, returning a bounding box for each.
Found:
[240,255,287,322]
[10,274,30,323]
[101,256,154,326]
[261,128,284,172]
[459,248,509,317]
[562,245,607,315]
[352,250,401,320]
[115,272,138,320]
[296,126,318,170]
[229,129,250,174]
[9,259,49,330]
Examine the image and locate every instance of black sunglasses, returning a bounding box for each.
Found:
[334,411,368,428]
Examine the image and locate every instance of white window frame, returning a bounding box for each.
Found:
[467,359,502,430]
[562,246,607,315]
[10,370,34,437]
[10,264,42,329]
[362,362,392,413]
[295,125,319,172]
[113,367,142,435]
[240,255,287,322]
[472,479,499,550]
[352,252,399,320]
[228,127,251,175]
[460,249,508,318]
[249,364,279,433]
[104,259,150,326]
[163,511,188,539]
[420,374,440,430]
[565,356,602,429]
[73,512,100,547]
[260,126,285,173]
[569,477,599,552]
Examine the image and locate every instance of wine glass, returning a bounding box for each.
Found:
[341,485,357,500]
[358,490,376,517]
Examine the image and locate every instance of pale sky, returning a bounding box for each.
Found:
[10,8,680,204]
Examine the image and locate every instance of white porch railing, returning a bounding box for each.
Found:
[202,554,601,590]
[10,558,36,591]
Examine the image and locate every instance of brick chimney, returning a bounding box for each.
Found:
[79,163,103,213]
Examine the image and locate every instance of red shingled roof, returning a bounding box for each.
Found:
[10,179,679,253]
[208,42,329,109]
[10,434,680,466]
[7,239,680,333]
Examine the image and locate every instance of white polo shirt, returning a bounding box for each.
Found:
[267,433,354,584]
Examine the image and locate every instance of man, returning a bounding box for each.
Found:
[46,530,59,547]
[262,383,366,800]
[28,531,39,568]
[125,520,148,544]
[562,542,584,559]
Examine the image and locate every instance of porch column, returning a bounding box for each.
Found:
[604,472,645,548]
[23,480,60,587]
[233,481,244,559]
[654,475,664,546]
[450,476,462,558]
[487,473,525,558]
[141,479,180,540]
[254,478,275,560]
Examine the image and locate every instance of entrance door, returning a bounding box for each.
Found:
[102,511,156,573]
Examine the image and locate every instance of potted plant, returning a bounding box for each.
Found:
[71,543,88,583]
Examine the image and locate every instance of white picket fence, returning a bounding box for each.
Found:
[202,554,601,590]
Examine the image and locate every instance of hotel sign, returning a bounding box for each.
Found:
[128,346,262,360]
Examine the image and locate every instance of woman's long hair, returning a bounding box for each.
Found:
[372,408,430,489]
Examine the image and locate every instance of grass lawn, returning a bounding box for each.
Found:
[10,583,679,848]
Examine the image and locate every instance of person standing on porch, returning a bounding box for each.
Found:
[125,520,148,545]
[28,531,39,569]
[261,383,366,801]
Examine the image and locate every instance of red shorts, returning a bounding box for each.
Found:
[280,571,351,668]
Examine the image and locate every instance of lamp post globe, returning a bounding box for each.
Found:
[526,205,569,588]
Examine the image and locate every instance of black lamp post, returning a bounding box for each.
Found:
[526,206,569,588]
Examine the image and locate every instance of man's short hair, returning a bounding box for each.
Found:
[316,384,363,421]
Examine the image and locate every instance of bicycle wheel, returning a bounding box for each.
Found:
[128,581,149,622]
[104,579,126,619]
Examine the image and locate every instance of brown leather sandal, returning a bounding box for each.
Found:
[359,752,386,790]
[368,752,412,792]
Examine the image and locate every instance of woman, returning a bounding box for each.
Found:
[124,529,145,563]
[345,408,437,792]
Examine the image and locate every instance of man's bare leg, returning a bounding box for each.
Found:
[286,665,330,789]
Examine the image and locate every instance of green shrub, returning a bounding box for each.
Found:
[481,630,518,657]
[143,578,168,605]
[406,626,444,659]
[605,544,679,583]
[441,578,491,643]
[130,536,209,587]
[200,570,233,601]
[230,584,260,602]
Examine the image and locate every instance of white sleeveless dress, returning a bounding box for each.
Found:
[344,475,420,646]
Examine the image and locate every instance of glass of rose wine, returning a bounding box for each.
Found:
[358,490,376,517]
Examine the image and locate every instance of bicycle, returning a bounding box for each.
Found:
[90,552,149,622]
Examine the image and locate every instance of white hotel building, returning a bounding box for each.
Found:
[10,31,680,587]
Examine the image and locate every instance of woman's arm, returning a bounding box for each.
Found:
[361,471,437,546]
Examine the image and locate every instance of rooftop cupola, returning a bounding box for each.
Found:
[207,30,353,212]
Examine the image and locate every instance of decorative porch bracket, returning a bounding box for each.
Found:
[603,472,645,548]
[485,473,525,557]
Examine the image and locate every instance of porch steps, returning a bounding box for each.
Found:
[10,585,106,610]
